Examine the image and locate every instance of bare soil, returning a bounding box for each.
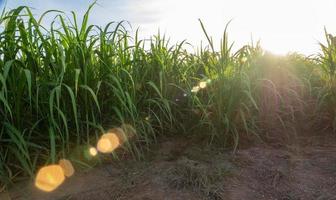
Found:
[2,130,336,200]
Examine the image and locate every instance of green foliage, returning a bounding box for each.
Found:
[2,3,330,188]
[0,5,257,186]
[318,29,336,129]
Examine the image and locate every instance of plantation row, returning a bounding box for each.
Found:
[0,5,335,188]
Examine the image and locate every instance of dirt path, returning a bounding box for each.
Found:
[225,144,336,200]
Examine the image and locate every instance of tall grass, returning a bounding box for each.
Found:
[317,29,336,130]
[183,20,261,148]
[1,4,321,188]
[0,5,176,185]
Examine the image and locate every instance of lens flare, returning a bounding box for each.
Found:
[97,133,120,153]
[89,147,98,156]
[108,128,127,144]
[191,86,200,93]
[58,159,74,177]
[35,165,65,192]
[199,81,207,89]
[121,123,136,139]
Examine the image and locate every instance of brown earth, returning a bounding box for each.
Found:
[2,130,336,200]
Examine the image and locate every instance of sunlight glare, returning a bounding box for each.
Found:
[128,0,333,55]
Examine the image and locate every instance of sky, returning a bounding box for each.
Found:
[4,0,336,55]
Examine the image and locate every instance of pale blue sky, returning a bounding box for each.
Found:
[4,0,336,55]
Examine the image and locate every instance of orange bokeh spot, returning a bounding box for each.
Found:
[35,165,65,192]
[97,133,120,153]
[58,159,75,177]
